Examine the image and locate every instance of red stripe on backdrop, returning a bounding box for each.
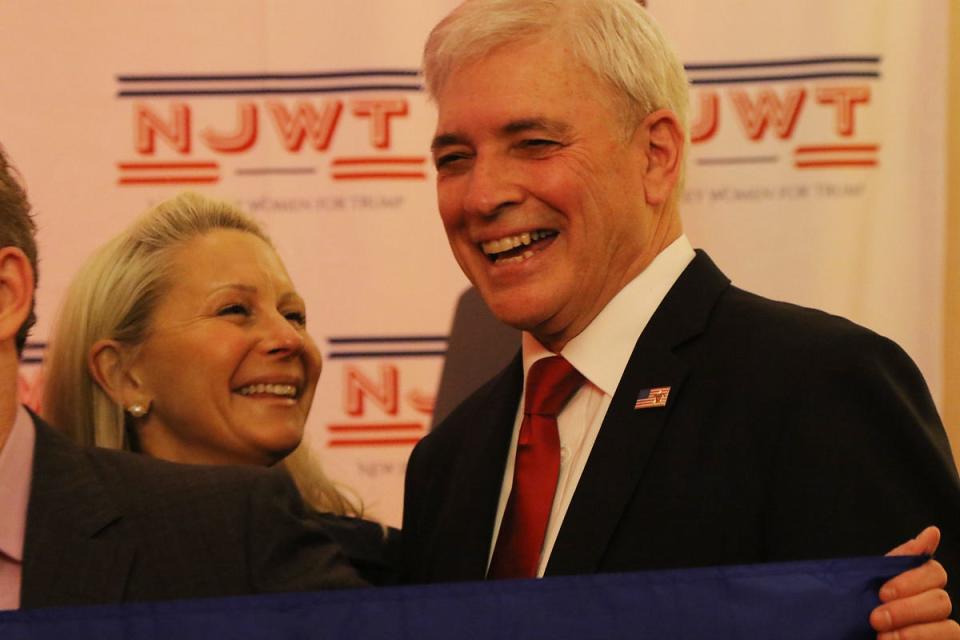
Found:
[328,423,423,432]
[117,162,220,170]
[795,159,878,168]
[794,145,879,154]
[331,172,426,180]
[332,157,426,165]
[327,437,423,447]
[118,176,220,185]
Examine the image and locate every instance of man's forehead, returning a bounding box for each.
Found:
[430,40,615,148]
[432,36,575,103]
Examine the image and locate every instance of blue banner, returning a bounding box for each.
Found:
[1,555,922,640]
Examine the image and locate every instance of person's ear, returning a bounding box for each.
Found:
[0,247,34,347]
[637,109,684,207]
[89,339,150,410]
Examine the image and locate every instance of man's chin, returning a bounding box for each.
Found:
[484,296,559,337]
[476,282,571,338]
[486,302,547,333]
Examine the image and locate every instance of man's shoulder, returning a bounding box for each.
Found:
[716,283,907,359]
[675,250,885,344]
[687,281,933,409]
[653,250,897,360]
[651,252,928,399]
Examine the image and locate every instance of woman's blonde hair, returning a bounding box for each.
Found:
[42,192,360,516]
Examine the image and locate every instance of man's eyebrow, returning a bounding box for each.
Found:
[501,118,571,136]
[431,118,572,152]
[431,133,465,152]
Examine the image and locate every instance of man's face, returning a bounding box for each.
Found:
[432,37,661,350]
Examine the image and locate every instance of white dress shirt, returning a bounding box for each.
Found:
[487,235,696,576]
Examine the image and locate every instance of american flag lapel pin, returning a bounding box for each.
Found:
[634,386,671,410]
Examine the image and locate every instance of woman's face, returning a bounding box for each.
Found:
[129,229,322,466]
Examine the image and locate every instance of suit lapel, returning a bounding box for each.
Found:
[430,355,523,580]
[547,251,731,575]
[21,416,135,608]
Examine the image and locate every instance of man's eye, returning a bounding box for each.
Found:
[519,138,558,149]
[435,152,469,169]
[218,303,250,317]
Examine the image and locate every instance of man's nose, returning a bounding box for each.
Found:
[461,155,524,217]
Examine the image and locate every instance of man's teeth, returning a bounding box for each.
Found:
[237,383,297,397]
[481,230,550,255]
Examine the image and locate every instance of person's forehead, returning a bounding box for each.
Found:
[167,231,289,287]
[433,44,616,141]
[448,36,577,83]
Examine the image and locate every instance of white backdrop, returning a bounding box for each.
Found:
[0,1,948,526]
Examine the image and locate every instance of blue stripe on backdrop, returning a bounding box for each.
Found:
[685,56,881,70]
[115,70,425,98]
[117,85,423,97]
[0,555,922,640]
[117,70,421,82]
[326,335,449,359]
[684,55,881,84]
[690,72,880,85]
[327,336,448,344]
[326,351,447,359]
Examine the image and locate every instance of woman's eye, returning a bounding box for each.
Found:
[284,310,307,326]
[217,303,250,317]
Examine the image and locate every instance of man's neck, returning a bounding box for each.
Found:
[532,217,684,352]
[0,354,22,454]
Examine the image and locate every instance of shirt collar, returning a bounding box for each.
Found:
[523,235,695,395]
[0,405,36,562]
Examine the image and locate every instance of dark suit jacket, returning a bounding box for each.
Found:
[403,252,960,606]
[21,415,366,608]
[313,513,401,586]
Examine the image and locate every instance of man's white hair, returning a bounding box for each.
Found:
[423,0,689,138]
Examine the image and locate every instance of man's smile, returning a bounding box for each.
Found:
[480,229,559,263]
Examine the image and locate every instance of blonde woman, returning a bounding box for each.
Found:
[42,193,396,583]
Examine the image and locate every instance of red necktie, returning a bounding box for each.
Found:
[487,356,585,579]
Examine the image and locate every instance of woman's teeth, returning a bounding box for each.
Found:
[237,383,297,397]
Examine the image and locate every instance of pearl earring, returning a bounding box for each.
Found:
[127,403,149,418]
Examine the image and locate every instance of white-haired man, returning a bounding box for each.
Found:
[402,1,960,635]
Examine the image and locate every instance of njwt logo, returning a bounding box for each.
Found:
[115,70,428,185]
[687,56,882,169]
[323,335,445,449]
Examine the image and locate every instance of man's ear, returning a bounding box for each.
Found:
[89,339,147,408]
[0,246,34,346]
[637,109,684,207]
